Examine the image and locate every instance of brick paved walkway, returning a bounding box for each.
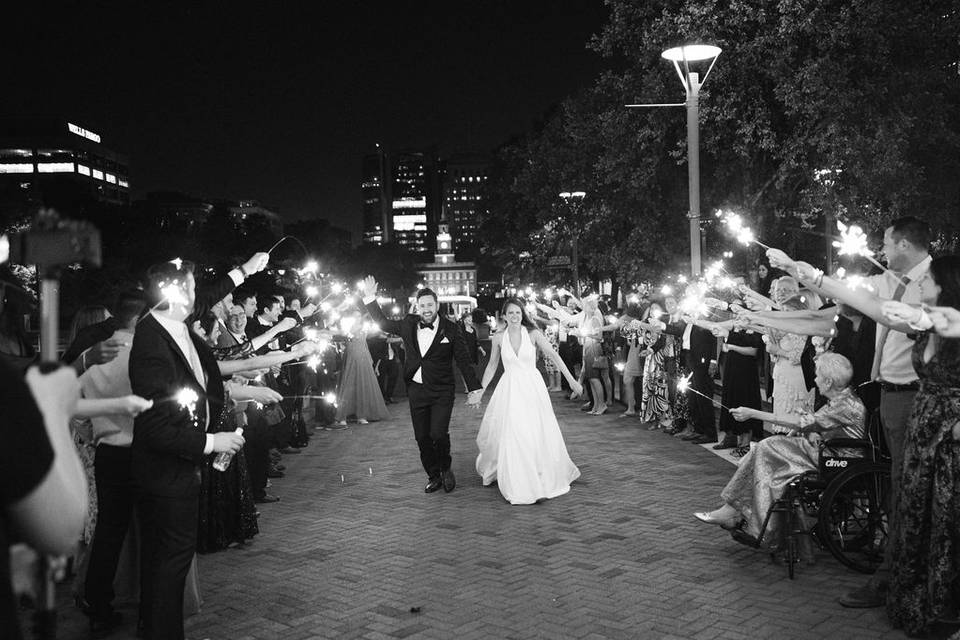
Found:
[36,392,953,639]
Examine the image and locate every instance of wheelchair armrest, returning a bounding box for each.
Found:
[820,438,872,451]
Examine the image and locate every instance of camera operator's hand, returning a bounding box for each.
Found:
[275,317,297,333]
[87,337,128,366]
[242,252,270,276]
[211,431,245,454]
[26,365,80,422]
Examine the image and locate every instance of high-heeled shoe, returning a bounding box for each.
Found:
[693,511,741,530]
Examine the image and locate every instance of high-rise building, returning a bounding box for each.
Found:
[442,153,488,255]
[361,147,390,245]
[0,117,131,207]
[360,147,441,255]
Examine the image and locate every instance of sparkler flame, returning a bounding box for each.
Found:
[833,220,873,257]
[176,388,199,420]
[305,285,319,297]
[306,354,321,371]
[677,372,693,394]
[159,280,189,307]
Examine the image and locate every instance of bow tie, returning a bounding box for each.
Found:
[419,320,436,331]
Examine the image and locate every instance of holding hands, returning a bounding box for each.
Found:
[466,388,484,408]
[569,380,584,397]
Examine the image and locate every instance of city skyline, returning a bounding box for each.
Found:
[5,3,609,235]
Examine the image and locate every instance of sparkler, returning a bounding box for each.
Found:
[676,372,729,410]
[305,285,319,298]
[832,220,906,285]
[716,210,771,249]
[175,388,199,421]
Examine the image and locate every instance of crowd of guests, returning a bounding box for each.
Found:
[3,216,960,638]
[0,249,395,639]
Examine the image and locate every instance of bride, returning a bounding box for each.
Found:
[476,298,583,505]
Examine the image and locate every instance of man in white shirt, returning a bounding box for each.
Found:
[770,217,932,609]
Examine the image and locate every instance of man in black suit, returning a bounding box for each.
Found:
[361,277,482,493]
[129,254,266,640]
[663,308,718,444]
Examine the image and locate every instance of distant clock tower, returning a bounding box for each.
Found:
[435,222,454,265]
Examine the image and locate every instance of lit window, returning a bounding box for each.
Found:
[77,164,91,176]
[92,169,104,180]
[0,163,34,174]
[105,173,117,184]
[118,179,129,188]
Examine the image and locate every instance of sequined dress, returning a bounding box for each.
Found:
[720,387,865,546]
[887,333,960,636]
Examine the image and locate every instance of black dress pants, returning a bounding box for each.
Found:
[84,444,137,617]
[686,358,716,439]
[244,405,270,497]
[407,382,455,478]
[137,492,198,640]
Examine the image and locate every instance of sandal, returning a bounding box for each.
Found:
[731,446,751,458]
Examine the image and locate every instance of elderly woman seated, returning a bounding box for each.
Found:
[693,353,866,545]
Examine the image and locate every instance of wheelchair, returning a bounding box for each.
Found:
[729,421,891,580]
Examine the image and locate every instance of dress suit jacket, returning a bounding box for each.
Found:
[365,302,481,395]
[129,314,225,498]
[664,321,717,369]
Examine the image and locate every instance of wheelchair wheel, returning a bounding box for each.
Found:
[817,462,890,574]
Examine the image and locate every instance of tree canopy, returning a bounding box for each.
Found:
[480,0,960,287]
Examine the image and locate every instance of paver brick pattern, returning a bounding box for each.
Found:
[36,392,937,639]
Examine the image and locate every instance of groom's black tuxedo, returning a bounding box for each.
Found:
[366,301,481,479]
[366,304,481,394]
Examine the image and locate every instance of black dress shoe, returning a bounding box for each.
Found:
[254,493,280,504]
[267,468,285,478]
[712,437,738,450]
[442,469,456,493]
[424,477,443,493]
[278,446,301,454]
[690,435,714,444]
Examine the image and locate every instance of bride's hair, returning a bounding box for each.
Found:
[501,298,537,331]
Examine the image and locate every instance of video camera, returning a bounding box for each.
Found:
[7,208,101,272]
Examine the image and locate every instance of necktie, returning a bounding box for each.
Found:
[419,320,435,330]
[870,276,911,380]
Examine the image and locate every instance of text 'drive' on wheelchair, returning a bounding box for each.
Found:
[729,428,891,580]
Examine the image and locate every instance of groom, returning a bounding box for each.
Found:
[362,276,482,493]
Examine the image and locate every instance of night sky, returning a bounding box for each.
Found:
[6,3,609,236]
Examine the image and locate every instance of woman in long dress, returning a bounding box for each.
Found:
[765,294,814,434]
[476,298,583,505]
[334,310,389,426]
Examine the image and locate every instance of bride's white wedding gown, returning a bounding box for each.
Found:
[475,328,580,505]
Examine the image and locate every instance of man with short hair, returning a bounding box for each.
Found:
[769,216,932,609]
[362,277,482,494]
[128,253,267,640]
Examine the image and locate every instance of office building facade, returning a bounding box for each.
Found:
[0,117,131,206]
[442,153,488,255]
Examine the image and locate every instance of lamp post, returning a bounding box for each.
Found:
[627,44,721,277]
[558,190,586,294]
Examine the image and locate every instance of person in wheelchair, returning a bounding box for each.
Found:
[694,353,865,545]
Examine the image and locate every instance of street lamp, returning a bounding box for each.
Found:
[627,43,721,277]
[559,190,586,294]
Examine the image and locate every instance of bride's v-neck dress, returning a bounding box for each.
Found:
[475,328,580,505]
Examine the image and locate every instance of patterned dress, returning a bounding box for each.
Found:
[720,388,865,547]
[640,341,671,423]
[768,331,814,434]
[887,333,960,636]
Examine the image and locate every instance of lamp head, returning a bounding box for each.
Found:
[661,44,722,62]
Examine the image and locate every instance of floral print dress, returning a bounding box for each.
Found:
[886,332,960,636]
